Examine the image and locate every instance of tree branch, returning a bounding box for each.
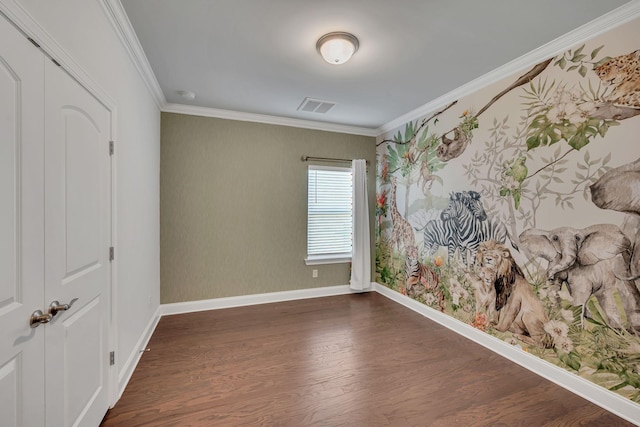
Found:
[524,148,575,181]
[376,100,458,147]
[591,103,640,121]
[476,58,553,117]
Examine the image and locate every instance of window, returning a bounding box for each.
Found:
[306,165,352,265]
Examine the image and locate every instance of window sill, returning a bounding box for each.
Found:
[305,255,352,265]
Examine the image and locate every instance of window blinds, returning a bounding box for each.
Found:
[307,166,353,257]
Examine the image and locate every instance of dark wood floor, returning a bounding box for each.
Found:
[101,292,634,426]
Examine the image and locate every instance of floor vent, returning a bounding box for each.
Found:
[297,97,336,114]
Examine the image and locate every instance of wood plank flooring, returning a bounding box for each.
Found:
[101,292,635,426]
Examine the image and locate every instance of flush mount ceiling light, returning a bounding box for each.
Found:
[316,32,359,65]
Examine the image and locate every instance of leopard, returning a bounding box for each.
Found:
[594,49,640,109]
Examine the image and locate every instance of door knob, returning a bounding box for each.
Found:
[30,310,52,328]
[49,298,78,317]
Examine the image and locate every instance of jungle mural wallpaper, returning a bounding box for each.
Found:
[376,17,640,404]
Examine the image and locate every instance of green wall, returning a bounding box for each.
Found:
[160,112,376,303]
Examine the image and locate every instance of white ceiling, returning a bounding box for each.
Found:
[120,0,632,133]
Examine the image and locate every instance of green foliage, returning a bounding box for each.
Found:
[526,115,618,151]
[556,349,581,371]
[554,44,605,77]
[386,143,408,177]
[375,239,396,286]
[459,113,479,139]
[522,78,619,151]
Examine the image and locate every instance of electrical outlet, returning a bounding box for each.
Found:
[312,269,318,278]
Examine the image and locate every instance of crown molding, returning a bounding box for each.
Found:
[99,0,377,137]
[162,103,379,137]
[376,0,640,136]
[100,0,165,108]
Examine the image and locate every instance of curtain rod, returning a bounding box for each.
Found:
[301,156,369,165]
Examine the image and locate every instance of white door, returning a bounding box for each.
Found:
[0,12,112,427]
[0,15,46,427]
[44,60,112,426]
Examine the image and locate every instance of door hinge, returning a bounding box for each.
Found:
[109,140,114,156]
[109,247,114,262]
[109,351,115,366]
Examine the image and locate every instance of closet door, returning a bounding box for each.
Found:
[44,60,111,427]
[0,15,46,427]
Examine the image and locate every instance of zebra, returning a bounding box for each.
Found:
[441,191,508,266]
[421,218,456,261]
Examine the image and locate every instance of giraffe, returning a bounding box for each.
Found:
[389,178,416,254]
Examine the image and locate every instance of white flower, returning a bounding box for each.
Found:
[578,101,596,115]
[552,88,581,105]
[568,112,584,125]
[502,175,518,190]
[452,293,460,306]
[560,309,574,323]
[546,106,561,123]
[449,278,468,301]
[544,320,569,340]
[547,104,572,122]
[555,337,574,353]
[425,293,436,306]
[506,337,519,346]
[546,95,580,124]
[568,101,597,124]
[563,102,577,116]
[553,90,571,105]
[570,88,582,101]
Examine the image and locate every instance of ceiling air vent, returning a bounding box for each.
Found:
[297,97,336,114]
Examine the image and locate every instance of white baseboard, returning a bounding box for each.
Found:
[159,284,372,316]
[373,283,640,426]
[116,306,161,401]
[116,283,640,424]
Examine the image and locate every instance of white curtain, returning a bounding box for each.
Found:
[350,159,371,291]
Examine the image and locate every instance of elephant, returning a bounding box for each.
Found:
[590,157,640,216]
[590,157,640,277]
[519,224,640,333]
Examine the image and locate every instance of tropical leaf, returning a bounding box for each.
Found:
[572,44,585,58]
[556,349,581,371]
[594,56,612,68]
[578,65,587,77]
[590,45,604,59]
[573,54,587,63]
[586,298,609,326]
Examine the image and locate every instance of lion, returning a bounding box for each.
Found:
[476,240,552,348]
[465,268,498,324]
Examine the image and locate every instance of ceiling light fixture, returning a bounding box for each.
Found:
[316,32,359,65]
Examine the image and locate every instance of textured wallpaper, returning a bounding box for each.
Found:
[161,113,375,303]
